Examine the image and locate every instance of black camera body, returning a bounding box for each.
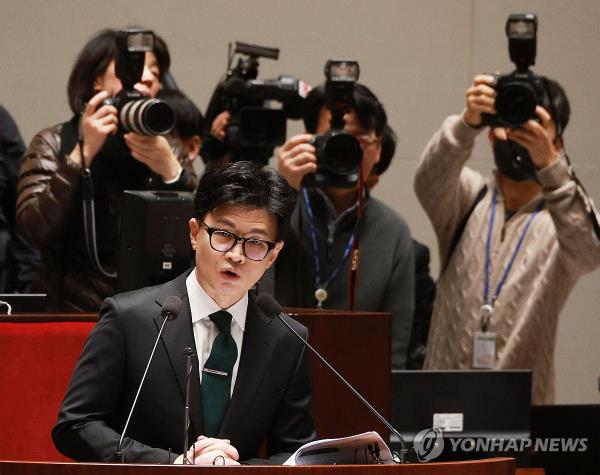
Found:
[202,41,308,165]
[102,30,174,136]
[311,129,363,188]
[483,13,546,129]
[486,70,546,128]
[310,60,362,189]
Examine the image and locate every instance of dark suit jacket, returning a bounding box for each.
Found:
[52,271,315,463]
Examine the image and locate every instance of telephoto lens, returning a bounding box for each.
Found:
[119,98,175,135]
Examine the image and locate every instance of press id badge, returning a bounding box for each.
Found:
[473,331,496,369]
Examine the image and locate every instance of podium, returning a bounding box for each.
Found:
[289,308,391,439]
[0,308,390,462]
[0,458,516,474]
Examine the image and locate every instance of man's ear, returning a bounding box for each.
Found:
[554,135,564,152]
[189,218,200,250]
[373,138,382,164]
[266,241,284,268]
[185,135,202,161]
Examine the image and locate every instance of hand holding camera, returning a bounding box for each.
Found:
[482,13,545,129]
[102,30,174,137]
[506,105,559,170]
[465,13,562,177]
[202,41,308,165]
[123,133,182,182]
[277,133,317,190]
[71,90,118,167]
[209,111,231,141]
[464,74,497,128]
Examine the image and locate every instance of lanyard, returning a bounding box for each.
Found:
[301,187,357,306]
[483,189,542,307]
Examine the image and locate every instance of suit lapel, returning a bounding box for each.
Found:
[219,295,277,437]
[153,271,204,436]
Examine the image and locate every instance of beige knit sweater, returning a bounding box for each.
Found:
[415,114,600,404]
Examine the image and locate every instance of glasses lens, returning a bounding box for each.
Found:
[244,240,269,261]
[210,229,236,252]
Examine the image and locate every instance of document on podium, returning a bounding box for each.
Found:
[284,431,395,465]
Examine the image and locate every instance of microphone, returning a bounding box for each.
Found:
[161,295,183,320]
[115,295,183,462]
[256,294,408,463]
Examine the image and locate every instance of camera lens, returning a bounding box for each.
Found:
[495,82,537,127]
[322,133,362,176]
[120,98,175,135]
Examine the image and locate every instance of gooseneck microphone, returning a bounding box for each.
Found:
[115,295,183,462]
[256,294,408,464]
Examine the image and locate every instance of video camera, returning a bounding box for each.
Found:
[202,41,309,165]
[310,60,363,188]
[483,13,547,128]
[102,29,174,136]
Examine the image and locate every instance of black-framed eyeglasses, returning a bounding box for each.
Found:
[199,220,276,262]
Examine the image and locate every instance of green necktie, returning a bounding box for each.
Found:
[202,310,238,437]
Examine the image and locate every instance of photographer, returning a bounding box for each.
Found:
[200,41,307,175]
[16,29,196,311]
[275,82,415,369]
[0,105,39,292]
[414,72,600,404]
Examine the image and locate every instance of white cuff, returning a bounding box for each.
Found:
[162,166,184,184]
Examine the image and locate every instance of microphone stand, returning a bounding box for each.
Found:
[276,313,408,463]
[182,347,196,464]
[115,315,170,462]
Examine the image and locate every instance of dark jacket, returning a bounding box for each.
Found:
[275,188,415,369]
[0,105,39,292]
[16,120,196,311]
[52,271,315,463]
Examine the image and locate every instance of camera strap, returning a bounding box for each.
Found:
[347,169,366,311]
[76,121,117,279]
[301,187,361,309]
[56,116,81,305]
[481,189,542,327]
[444,185,489,273]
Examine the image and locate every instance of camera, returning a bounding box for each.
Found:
[102,30,174,136]
[483,13,547,128]
[202,41,309,164]
[310,60,363,188]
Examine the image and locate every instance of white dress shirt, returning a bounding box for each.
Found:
[185,271,247,396]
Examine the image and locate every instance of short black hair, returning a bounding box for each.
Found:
[67,28,171,115]
[303,82,388,136]
[157,89,204,140]
[303,82,397,176]
[375,124,397,176]
[194,161,297,238]
[540,77,570,137]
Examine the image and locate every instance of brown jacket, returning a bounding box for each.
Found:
[16,122,197,311]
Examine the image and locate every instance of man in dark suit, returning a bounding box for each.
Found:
[52,161,315,464]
